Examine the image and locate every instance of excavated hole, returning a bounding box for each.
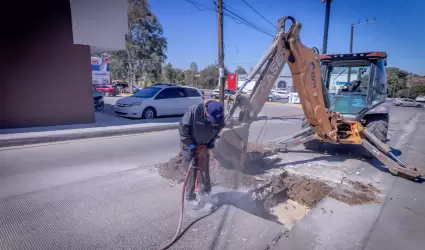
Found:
[157,150,381,229]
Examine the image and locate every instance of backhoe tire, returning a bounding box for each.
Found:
[365,116,388,143]
[362,115,389,158]
[301,117,323,151]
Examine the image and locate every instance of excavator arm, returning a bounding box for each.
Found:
[212,16,423,181]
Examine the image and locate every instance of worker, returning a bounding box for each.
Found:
[179,100,225,210]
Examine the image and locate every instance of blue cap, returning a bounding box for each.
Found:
[206,100,224,124]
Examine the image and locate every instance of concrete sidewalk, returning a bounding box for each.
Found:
[0,112,180,148]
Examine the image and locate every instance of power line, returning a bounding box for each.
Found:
[220,4,275,37]
[373,0,409,43]
[240,0,277,29]
[184,0,215,11]
[184,0,274,38]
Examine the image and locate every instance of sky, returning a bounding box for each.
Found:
[149,0,425,75]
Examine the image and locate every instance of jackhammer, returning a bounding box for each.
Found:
[158,145,215,250]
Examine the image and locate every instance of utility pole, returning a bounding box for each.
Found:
[348,18,376,82]
[217,0,225,105]
[235,45,239,69]
[321,0,332,54]
[350,18,376,53]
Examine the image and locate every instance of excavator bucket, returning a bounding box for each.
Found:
[211,124,250,170]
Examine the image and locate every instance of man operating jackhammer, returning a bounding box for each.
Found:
[179,99,225,210]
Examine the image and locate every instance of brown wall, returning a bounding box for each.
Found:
[0,0,94,129]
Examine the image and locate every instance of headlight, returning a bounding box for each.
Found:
[129,101,143,107]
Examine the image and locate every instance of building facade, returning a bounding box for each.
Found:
[1,0,127,129]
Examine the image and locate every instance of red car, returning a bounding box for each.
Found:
[93,84,117,97]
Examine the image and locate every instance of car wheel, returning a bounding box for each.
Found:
[141,107,156,119]
[268,97,273,102]
[104,91,110,97]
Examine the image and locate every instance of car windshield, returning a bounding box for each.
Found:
[132,87,161,98]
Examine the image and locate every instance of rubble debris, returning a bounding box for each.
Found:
[251,172,333,210]
[156,147,382,221]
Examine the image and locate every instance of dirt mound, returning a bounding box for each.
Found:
[252,173,382,213]
[328,180,381,206]
[156,152,263,189]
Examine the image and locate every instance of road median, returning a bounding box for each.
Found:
[0,122,179,148]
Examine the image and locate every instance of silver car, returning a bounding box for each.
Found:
[393,98,423,107]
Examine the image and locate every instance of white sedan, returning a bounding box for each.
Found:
[272,90,289,99]
[114,84,204,119]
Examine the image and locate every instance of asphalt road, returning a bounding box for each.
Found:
[0,106,305,250]
[1,105,424,250]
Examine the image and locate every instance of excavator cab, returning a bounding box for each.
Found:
[301,52,390,147]
[320,52,389,122]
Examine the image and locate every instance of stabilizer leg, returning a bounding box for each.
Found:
[362,129,424,181]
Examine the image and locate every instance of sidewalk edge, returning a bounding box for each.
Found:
[0,123,179,148]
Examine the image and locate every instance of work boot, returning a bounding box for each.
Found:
[188,199,201,210]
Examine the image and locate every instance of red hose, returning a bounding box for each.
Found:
[158,160,192,250]
[159,146,207,250]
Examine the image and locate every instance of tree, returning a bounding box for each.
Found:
[386,67,408,97]
[109,0,167,88]
[235,66,247,75]
[162,63,176,83]
[189,62,198,73]
[183,62,199,87]
[175,69,186,85]
[199,64,229,89]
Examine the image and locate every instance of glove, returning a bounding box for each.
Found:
[188,144,197,152]
[207,140,215,149]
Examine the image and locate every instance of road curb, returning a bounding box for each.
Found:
[0,123,179,148]
[284,103,302,108]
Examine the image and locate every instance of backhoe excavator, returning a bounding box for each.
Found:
[211,16,424,181]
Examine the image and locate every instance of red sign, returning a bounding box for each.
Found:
[227,73,237,91]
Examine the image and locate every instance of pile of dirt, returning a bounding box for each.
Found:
[156,151,265,189]
[328,180,381,206]
[251,173,382,213]
[251,172,333,210]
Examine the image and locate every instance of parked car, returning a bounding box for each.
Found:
[272,90,289,99]
[93,90,104,111]
[211,88,236,99]
[267,93,280,102]
[415,96,425,103]
[114,84,204,119]
[94,84,118,97]
[393,98,423,107]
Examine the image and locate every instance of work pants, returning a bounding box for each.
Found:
[181,148,211,200]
